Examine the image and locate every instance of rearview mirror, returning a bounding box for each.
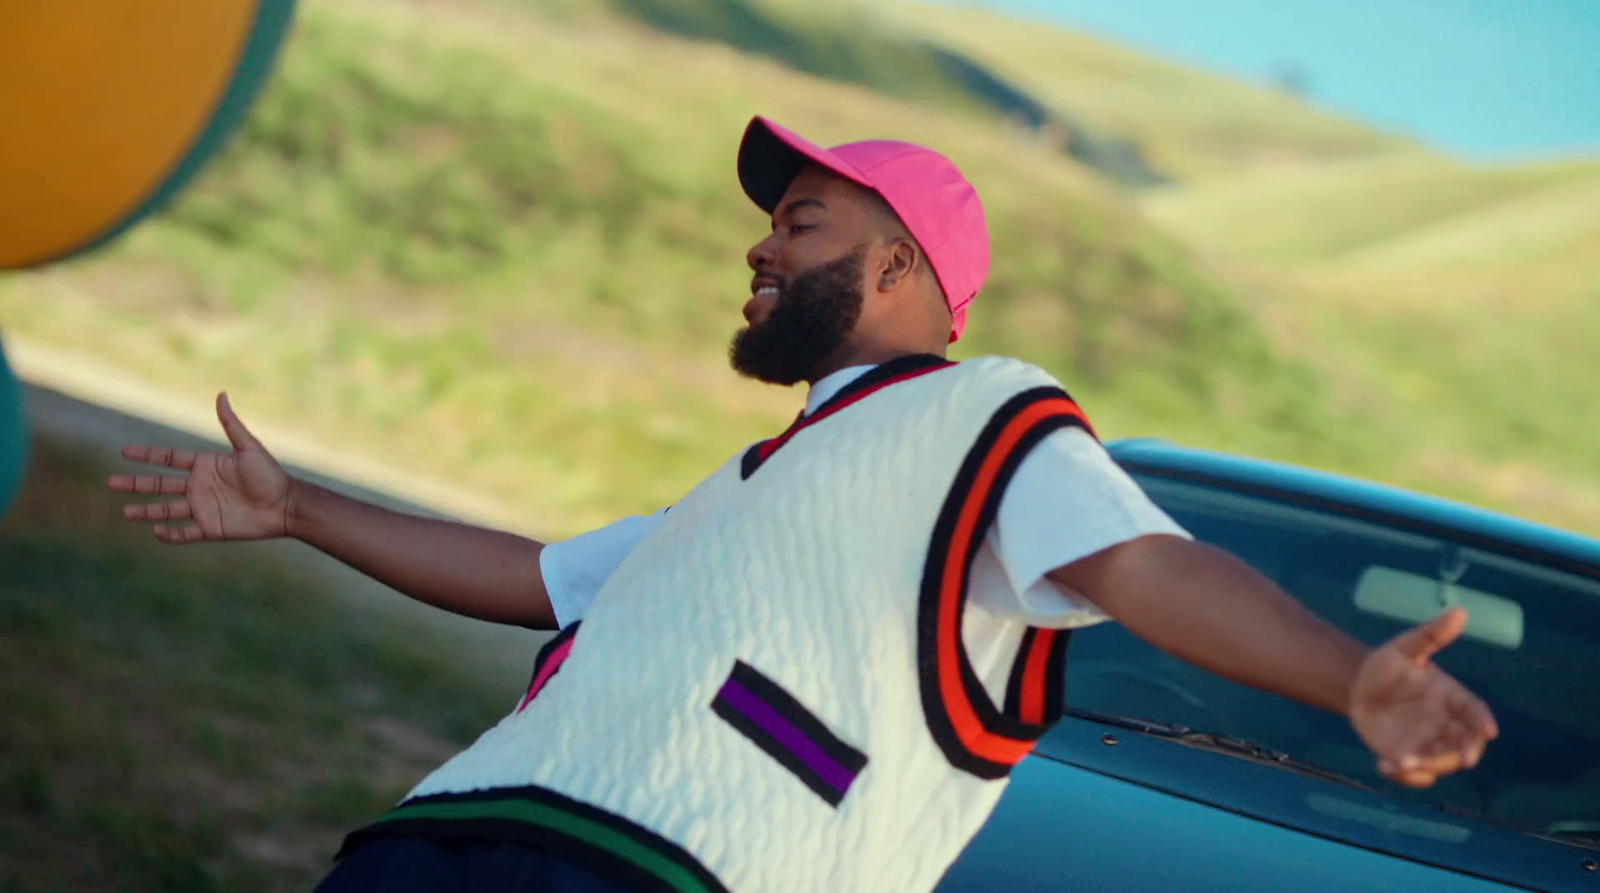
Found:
[1353,566,1524,649]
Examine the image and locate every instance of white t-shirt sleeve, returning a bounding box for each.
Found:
[539,507,668,628]
[974,427,1192,628]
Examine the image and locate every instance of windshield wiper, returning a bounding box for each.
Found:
[1061,707,1377,794]
[1061,707,1191,737]
[1172,732,1381,794]
[1542,826,1600,853]
[1063,710,1600,849]
[1426,809,1600,853]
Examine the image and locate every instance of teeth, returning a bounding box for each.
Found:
[755,286,779,296]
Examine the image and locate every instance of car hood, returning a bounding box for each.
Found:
[936,717,1600,893]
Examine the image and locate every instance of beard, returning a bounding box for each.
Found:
[729,247,866,386]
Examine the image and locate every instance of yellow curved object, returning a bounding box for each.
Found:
[0,0,295,269]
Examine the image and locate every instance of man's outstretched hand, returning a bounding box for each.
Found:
[108,393,293,543]
[1348,606,1500,788]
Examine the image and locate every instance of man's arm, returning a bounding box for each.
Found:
[1048,533,1365,714]
[110,392,558,630]
[287,481,555,629]
[1050,533,1499,788]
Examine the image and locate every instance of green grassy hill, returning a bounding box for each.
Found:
[521,0,1167,185]
[1144,152,1600,263]
[1,0,1347,539]
[1140,150,1600,533]
[787,0,1414,181]
[1335,170,1600,273]
[552,0,1411,184]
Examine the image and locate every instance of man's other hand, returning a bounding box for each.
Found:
[1349,607,1500,788]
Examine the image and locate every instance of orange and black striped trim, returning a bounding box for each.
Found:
[1003,626,1071,727]
[916,386,1095,779]
[741,354,953,479]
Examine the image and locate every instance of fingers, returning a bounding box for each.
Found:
[122,500,192,522]
[152,523,207,544]
[1380,748,1461,775]
[1450,690,1500,740]
[1379,749,1466,781]
[107,473,188,496]
[1384,766,1444,788]
[1387,606,1468,663]
[1418,717,1470,756]
[1377,705,1494,784]
[1434,677,1499,755]
[1357,658,1497,789]
[121,445,199,470]
[1419,724,1483,769]
[119,394,264,467]
[216,392,265,454]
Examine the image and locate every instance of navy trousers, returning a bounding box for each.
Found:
[313,836,642,893]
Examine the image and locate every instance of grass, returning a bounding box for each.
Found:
[518,0,1165,185]
[1245,264,1600,508]
[1136,150,1600,534]
[1143,152,1600,263]
[0,434,523,892]
[1336,172,1600,273]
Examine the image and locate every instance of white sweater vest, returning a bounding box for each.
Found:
[341,355,1096,893]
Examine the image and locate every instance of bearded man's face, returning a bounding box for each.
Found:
[729,246,866,386]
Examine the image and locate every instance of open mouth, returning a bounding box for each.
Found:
[744,282,781,323]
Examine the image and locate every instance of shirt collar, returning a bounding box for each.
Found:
[803,364,878,417]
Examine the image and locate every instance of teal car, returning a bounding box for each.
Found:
[0,339,27,520]
[937,439,1600,893]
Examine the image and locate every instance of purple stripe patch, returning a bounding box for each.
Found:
[717,679,857,793]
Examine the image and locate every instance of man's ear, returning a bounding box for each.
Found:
[878,239,920,292]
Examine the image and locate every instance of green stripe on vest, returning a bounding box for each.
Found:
[374,799,716,893]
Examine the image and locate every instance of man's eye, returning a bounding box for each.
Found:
[789,224,814,235]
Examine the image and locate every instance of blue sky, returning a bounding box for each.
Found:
[942,0,1600,160]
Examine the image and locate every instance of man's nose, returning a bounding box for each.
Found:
[747,232,779,272]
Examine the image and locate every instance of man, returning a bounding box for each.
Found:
[110,116,1498,893]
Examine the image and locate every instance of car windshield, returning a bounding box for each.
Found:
[1061,472,1600,842]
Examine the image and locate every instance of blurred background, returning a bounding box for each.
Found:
[1,0,1595,889]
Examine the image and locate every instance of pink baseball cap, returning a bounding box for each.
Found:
[736,116,990,343]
